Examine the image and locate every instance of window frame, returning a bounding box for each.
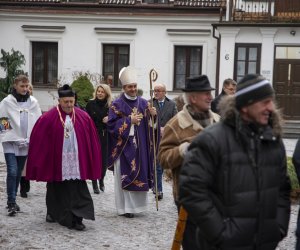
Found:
[102,44,130,89]
[31,41,58,87]
[173,45,203,90]
[234,43,261,82]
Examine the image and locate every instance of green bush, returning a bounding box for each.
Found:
[287,156,300,191]
[0,48,26,101]
[71,75,94,108]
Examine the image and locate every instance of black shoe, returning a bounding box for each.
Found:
[7,203,17,216]
[157,193,163,200]
[6,203,20,212]
[15,203,20,212]
[93,188,100,194]
[70,216,86,231]
[74,221,86,231]
[99,179,105,192]
[123,213,134,218]
[46,214,55,223]
[20,192,28,198]
[92,180,100,194]
[70,222,85,231]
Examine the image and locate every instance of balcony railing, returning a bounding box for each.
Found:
[230,0,300,23]
[173,0,226,7]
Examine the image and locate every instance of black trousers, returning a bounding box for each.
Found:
[46,180,95,228]
[20,176,30,193]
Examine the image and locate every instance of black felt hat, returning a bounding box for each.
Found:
[182,75,215,92]
[235,74,274,109]
[58,84,75,98]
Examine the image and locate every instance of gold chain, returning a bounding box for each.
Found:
[56,105,76,138]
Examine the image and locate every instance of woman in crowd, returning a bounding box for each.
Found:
[86,84,112,194]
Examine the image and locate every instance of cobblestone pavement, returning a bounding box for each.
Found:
[0,162,177,249]
[0,138,298,249]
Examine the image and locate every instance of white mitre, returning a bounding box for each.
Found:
[119,66,137,86]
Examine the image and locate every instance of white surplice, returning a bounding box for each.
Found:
[114,158,148,215]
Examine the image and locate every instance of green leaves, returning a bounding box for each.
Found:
[71,75,94,108]
[0,48,26,101]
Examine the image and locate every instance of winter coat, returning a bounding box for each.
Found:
[86,98,109,173]
[179,96,291,250]
[211,90,227,114]
[158,104,220,201]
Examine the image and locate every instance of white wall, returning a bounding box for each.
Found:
[217,26,300,92]
[0,12,218,111]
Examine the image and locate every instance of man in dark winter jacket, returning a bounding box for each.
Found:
[293,139,300,250]
[179,74,291,250]
[211,78,236,114]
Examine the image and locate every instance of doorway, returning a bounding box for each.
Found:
[273,46,300,120]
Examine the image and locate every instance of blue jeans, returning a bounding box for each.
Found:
[154,162,163,193]
[5,153,27,204]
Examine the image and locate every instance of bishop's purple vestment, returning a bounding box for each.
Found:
[107,93,160,192]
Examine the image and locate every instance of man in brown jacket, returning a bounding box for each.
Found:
[158,75,219,250]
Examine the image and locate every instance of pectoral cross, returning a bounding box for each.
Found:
[131,107,143,126]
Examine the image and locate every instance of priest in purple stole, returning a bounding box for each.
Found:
[26,84,102,230]
[107,66,160,218]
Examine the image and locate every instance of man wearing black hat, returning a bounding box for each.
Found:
[26,84,102,231]
[158,75,220,249]
[178,74,291,250]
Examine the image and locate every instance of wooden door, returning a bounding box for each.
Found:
[274,60,300,120]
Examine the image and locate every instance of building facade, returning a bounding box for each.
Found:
[214,0,300,120]
[0,0,225,111]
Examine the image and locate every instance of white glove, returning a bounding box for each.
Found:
[179,142,190,157]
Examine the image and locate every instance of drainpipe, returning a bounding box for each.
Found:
[212,25,220,96]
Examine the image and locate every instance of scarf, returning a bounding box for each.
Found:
[187,104,211,128]
[12,89,30,102]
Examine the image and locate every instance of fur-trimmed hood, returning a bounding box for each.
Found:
[218,95,283,138]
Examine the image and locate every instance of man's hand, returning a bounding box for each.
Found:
[160,126,164,136]
[131,113,143,125]
[102,116,108,124]
[148,104,157,117]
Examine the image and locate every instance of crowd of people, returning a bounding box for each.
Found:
[0,69,298,250]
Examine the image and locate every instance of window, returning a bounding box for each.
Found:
[102,44,130,88]
[234,43,261,83]
[32,42,58,87]
[174,46,202,90]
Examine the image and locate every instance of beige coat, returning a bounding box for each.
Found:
[158,104,220,201]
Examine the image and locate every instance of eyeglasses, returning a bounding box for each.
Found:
[154,90,165,93]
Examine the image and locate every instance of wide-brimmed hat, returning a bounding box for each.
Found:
[182,75,215,92]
